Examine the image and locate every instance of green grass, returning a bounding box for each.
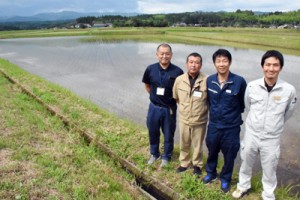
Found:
[0,63,145,199]
[1,26,300,199]
[1,56,299,199]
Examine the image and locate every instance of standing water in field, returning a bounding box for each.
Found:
[0,36,299,192]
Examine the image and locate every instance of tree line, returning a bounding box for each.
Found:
[0,20,73,31]
[77,9,300,28]
[1,9,299,30]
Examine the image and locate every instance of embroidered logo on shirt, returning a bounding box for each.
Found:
[273,96,282,101]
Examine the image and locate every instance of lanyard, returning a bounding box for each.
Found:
[159,69,169,87]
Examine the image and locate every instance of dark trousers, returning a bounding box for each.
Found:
[146,102,176,161]
[205,124,240,183]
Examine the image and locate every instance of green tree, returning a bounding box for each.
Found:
[76,16,96,25]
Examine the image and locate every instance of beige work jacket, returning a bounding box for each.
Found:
[173,72,208,126]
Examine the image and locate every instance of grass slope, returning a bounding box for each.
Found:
[0,61,145,199]
[0,26,299,199]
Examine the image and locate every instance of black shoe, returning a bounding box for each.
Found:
[176,166,188,173]
[192,166,202,176]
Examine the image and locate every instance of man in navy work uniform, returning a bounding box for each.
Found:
[142,43,183,167]
[202,49,247,193]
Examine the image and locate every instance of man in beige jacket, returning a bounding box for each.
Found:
[173,52,208,176]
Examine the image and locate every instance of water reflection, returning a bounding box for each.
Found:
[0,36,299,191]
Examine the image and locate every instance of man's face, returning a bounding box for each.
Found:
[263,57,282,81]
[186,56,201,77]
[214,56,230,75]
[156,46,172,67]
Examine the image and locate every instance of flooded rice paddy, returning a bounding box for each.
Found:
[0,36,299,190]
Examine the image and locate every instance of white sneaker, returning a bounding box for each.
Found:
[160,159,169,167]
[147,155,160,165]
[232,188,249,199]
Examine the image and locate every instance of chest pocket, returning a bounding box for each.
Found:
[207,88,219,105]
[249,94,264,111]
[178,87,189,102]
[192,89,207,102]
[272,97,289,115]
[165,76,176,89]
[224,90,239,106]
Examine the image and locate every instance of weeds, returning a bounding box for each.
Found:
[1,53,299,199]
[0,68,146,199]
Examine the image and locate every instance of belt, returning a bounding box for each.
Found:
[151,102,169,108]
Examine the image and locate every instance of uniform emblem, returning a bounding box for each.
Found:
[273,96,281,101]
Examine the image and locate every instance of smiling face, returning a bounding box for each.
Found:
[156,45,172,68]
[186,55,202,78]
[262,56,282,83]
[214,55,231,76]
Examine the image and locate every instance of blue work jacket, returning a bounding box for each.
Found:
[207,72,247,129]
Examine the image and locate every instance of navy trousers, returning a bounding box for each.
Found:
[146,102,176,161]
[205,124,241,183]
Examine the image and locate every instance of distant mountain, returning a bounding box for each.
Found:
[208,10,269,15]
[0,10,271,23]
[253,11,270,15]
[0,11,138,22]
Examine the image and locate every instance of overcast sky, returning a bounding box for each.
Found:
[0,0,299,17]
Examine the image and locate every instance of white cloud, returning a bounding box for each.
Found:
[137,0,300,13]
[0,0,299,17]
[138,0,203,13]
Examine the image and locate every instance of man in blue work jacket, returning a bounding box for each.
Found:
[202,49,247,193]
[142,43,184,167]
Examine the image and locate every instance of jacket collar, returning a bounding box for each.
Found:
[211,71,234,84]
[258,77,284,90]
[183,72,205,85]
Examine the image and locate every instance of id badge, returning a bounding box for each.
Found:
[193,91,202,98]
[157,87,165,96]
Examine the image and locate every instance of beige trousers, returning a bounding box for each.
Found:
[179,121,207,168]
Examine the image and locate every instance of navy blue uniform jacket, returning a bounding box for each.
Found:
[207,72,247,129]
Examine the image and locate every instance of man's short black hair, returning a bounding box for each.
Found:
[212,49,232,64]
[157,43,172,52]
[186,52,202,65]
[261,50,284,69]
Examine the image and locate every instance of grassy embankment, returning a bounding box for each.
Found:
[0,28,299,199]
[0,61,147,199]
